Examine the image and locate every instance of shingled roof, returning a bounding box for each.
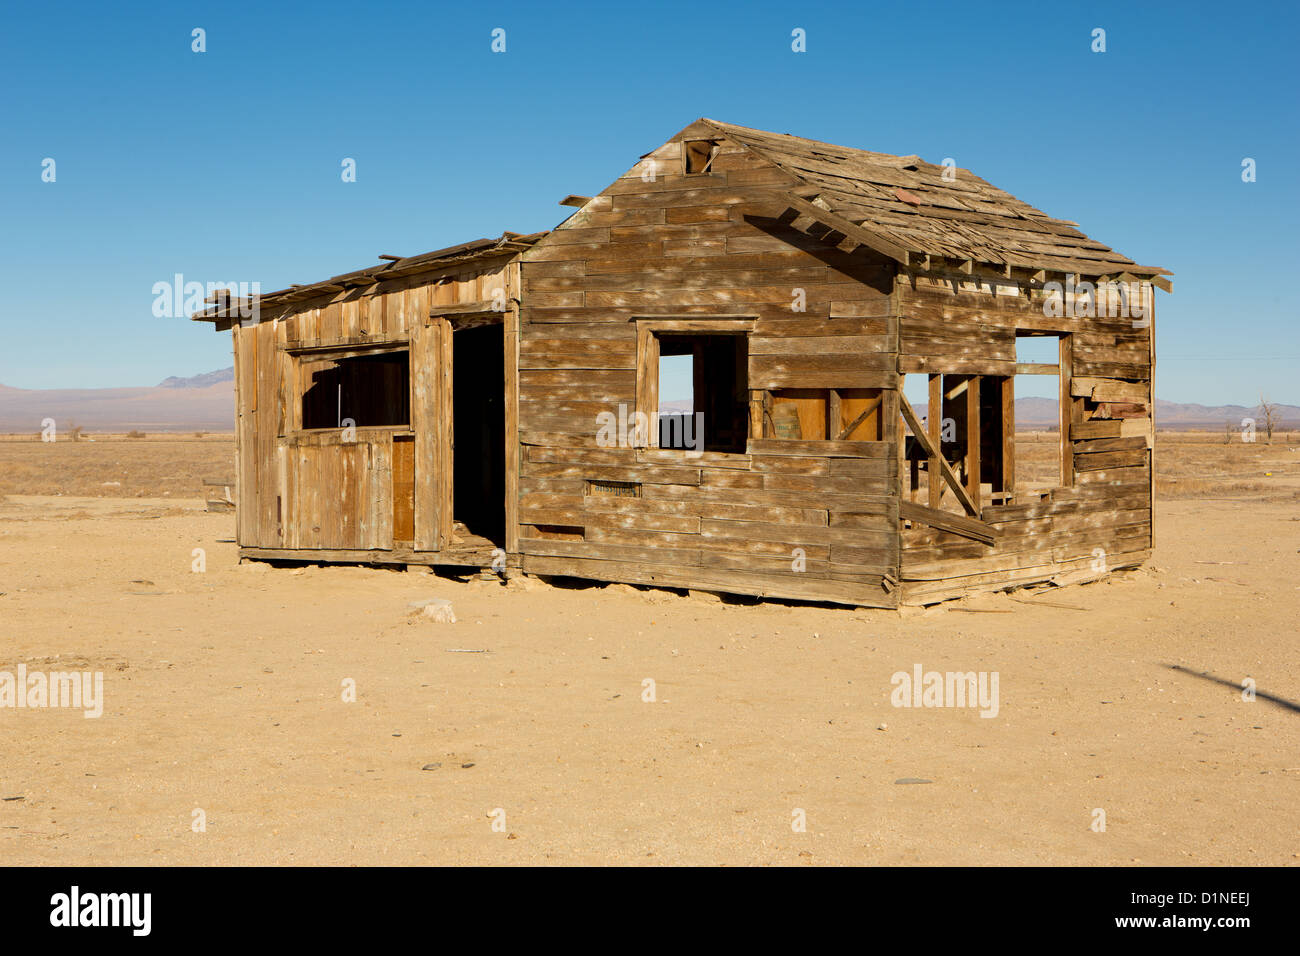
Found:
[702,118,1170,284]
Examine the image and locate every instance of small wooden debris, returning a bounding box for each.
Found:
[1012,596,1088,611]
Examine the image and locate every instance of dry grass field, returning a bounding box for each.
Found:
[0,433,234,500]
[1,431,1297,865]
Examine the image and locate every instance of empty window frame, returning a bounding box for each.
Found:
[903,373,1009,511]
[656,334,747,452]
[1014,331,1074,492]
[683,139,720,175]
[636,319,753,454]
[299,349,410,430]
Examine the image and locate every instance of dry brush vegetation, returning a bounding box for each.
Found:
[0,433,235,500]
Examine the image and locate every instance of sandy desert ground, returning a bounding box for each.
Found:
[0,433,1297,865]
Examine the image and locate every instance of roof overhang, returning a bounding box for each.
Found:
[192,231,547,329]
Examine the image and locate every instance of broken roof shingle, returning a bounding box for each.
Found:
[193,231,548,322]
[701,118,1170,279]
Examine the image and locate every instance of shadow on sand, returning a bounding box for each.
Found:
[1166,664,1300,715]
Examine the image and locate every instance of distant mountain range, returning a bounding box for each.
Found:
[0,368,234,432]
[0,369,1294,432]
[156,368,234,389]
[1003,397,1298,429]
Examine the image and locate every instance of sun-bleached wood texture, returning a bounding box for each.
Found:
[198,118,1167,606]
[516,123,903,607]
[207,236,538,567]
[895,270,1154,603]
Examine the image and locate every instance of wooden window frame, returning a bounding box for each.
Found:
[285,340,413,437]
[682,139,720,176]
[1012,330,1076,492]
[633,316,755,450]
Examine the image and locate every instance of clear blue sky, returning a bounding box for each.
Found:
[2,0,1295,405]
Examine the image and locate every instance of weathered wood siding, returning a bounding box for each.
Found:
[897,270,1154,602]
[232,259,516,555]
[516,124,902,607]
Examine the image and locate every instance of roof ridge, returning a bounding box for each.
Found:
[701,117,926,169]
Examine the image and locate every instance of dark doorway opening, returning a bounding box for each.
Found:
[452,324,505,543]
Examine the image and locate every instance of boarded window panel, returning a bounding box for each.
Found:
[836,388,884,440]
[768,389,827,439]
[765,388,883,440]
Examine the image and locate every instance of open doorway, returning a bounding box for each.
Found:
[452,324,505,544]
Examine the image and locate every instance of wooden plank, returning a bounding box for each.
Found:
[519,553,896,608]
[439,313,454,546]
[1072,436,1148,454]
[1001,375,1015,501]
[927,374,942,509]
[1060,335,1074,486]
[898,391,980,517]
[1147,291,1156,551]
[1073,448,1148,472]
[1071,419,1121,440]
[835,394,882,440]
[1089,381,1148,403]
[748,390,764,439]
[773,193,911,265]
[744,438,891,459]
[504,268,521,557]
[1015,363,1059,375]
[634,323,658,447]
[411,318,442,551]
[255,322,278,547]
[392,435,415,542]
[966,376,980,510]
[900,500,996,546]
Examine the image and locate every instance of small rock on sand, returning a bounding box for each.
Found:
[506,574,544,592]
[409,598,456,623]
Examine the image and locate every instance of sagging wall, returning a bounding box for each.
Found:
[896,269,1154,603]
[516,126,903,606]
[231,258,517,558]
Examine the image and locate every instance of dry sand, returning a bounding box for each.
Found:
[0,436,1297,865]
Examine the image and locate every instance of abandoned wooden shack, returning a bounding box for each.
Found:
[194,233,545,567]
[195,118,1170,607]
